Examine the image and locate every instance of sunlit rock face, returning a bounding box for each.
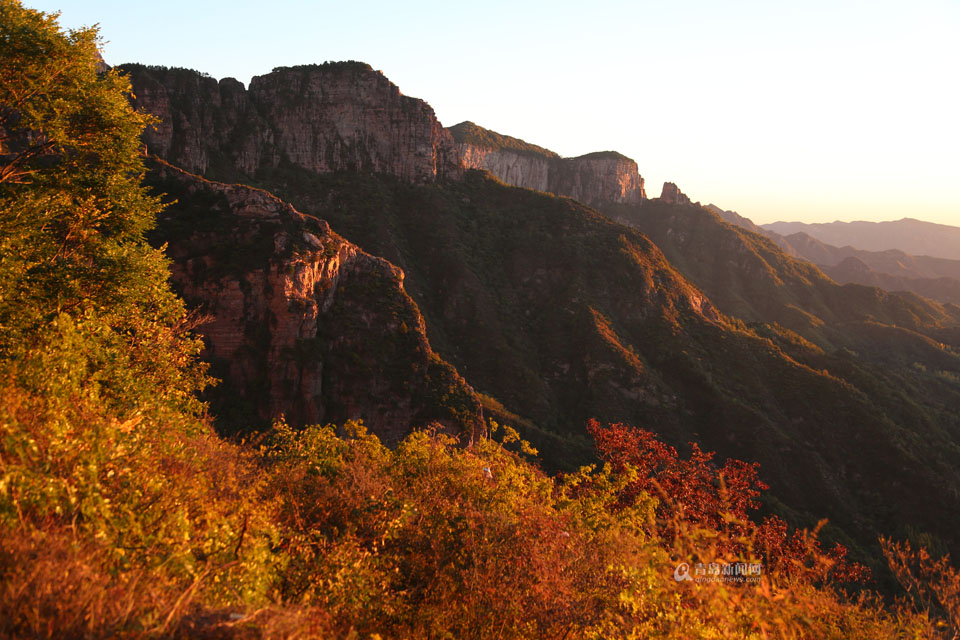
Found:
[549,152,646,205]
[125,62,461,183]
[456,145,553,192]
[659,181,691,206]
[126,63,645,204]
[450,121,645,206]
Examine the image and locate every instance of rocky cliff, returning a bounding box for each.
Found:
[125,62,462,183]
[449,121,645,206]
[144,158,480,440]
[456,144,553,193]
[125,66,648,205]
[659,182,692,206]
[549,152,646,206]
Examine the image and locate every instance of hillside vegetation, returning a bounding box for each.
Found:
[448,121,560,159]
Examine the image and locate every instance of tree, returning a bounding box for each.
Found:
[0,0,207,414]
[588,419,870,584]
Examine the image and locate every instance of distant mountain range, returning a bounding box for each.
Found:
[763,218,960,261]
[705,206,960,306]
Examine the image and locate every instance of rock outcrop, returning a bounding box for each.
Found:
[125,62,461,183]
[449,121,645,206]
[659,182,691,206]
[549,151,646,206]
[145,158,480,440]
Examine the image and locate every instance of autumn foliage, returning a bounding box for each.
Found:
[588,419,870,585]
[587,419,767,530]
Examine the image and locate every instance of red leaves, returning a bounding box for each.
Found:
[587,419,766,533]
[754,516,871,584]
[587,419,870,584]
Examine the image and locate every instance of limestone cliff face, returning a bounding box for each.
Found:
[449,121,645,206]
[456,145,552,192]
[549,152,646,205]
[125,62,461,183]
[127,68,265,176]
[249,66,461,181]
[145,159,480,440]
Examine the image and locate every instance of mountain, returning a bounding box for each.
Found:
[121,62,960,561]
[763,218,960,261]
[822,256,960,305]
[779,233,960,280]
[449,121,646,206]
[250,167,960,553]
[437,120,960,347]
[601,199,960,355]
[704,203,777,238]
[716,209,960,305]
[10,5,959,633]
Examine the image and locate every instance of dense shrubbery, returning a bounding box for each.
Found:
[5,396,956,638]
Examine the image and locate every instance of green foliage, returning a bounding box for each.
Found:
[259,421,649,639]
[0,0,209,416]
[574,150,632,161]
[448,121,560,159]
[233,423,951,638]
[273,60,375,75]
[0,4,273,635]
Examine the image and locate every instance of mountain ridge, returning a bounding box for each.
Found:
[715,207,960,305]
[763,218,960,261]
[9,5,960,633]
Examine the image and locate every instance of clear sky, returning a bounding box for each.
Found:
[24,0,960,226]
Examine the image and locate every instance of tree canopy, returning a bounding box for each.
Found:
[0,0,207,415]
